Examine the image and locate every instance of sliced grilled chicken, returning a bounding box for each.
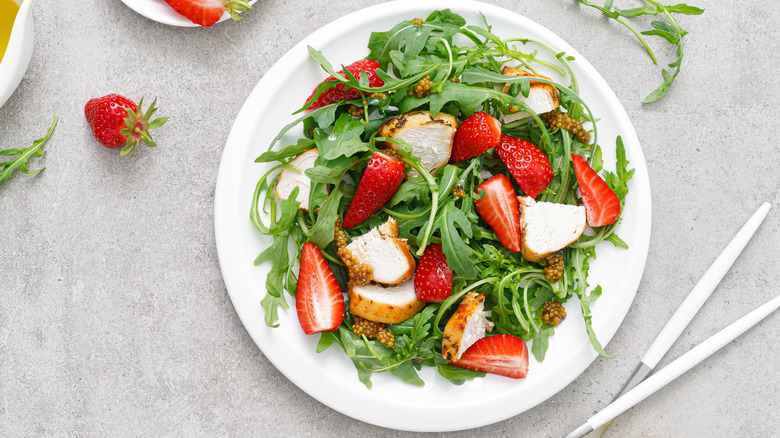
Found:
[346,218,415,286]
[348,277,425,325]
[378,111,458,177]
[442,292,494,361]
[500,66,560,124]
[518,196,587,262]
[274,148,319,211]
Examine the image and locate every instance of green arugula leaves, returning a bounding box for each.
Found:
[0,116,59,186]
[575,0,704,102]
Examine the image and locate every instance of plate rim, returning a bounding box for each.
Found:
[214,0,652,432]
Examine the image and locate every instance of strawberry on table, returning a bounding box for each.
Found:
[84,94,167,158]
[474,174,522,253]
[164,0,252,27]
[571,154,621,227]
[450,334,529,379]
[341,152,405,229]
[495,134,553,199]
[449,111,502,163]
[414,243,453,302]
[305,59,384,110]
[296,242,345,335]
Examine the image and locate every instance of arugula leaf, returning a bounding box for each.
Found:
[314,113,370,159]
[437,363,485,384]
[308,184,347,249]
[531,326,555,361]
[387,177,430,208]
[256,138,314,163]
[0,116,58,185]
[426,199,478,279]
[575,0,704,102]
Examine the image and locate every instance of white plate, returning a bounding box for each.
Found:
[120,0,256,27]
[214,0,652,432]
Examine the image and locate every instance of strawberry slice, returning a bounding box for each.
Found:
[474,175,522,252]
[296,242,345,335]
[305,59,384,110]
[414,243,453,302]
[342,152,405,229]
[449,112,502,163]
[450,334,529,379]
[164,0,252,27]
[571,154,621,227]
[495,134,553,199]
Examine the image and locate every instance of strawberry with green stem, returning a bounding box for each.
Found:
[164,0,252,27]
[84,94,167,158]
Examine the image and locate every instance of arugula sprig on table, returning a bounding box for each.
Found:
[0,116,59,186]
[251,9,635,387]
[575,0,704,102]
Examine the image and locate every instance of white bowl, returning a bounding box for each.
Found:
[0,0,34,109]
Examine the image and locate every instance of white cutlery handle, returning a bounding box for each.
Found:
[590,293,780,430]
[642,202,771,368]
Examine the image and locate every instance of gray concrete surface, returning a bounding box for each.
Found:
[1,0,778,436]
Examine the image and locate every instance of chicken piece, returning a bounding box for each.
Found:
[348,277,425,325]
[442,292,493,361]
[500,66,560,124]
[378,111,457,177]
[274,148,319,211]
[518,196,587,262]
[345,218,415,286]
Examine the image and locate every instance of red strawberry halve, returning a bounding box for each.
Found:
[342,152,405,229]
[495,134,553,199]
[571,154,621,227]
[474,174,522,252]
[414,243,453,302]
[450,334,529,379]
[296,242,345,335]
[164,0,252,27]
[304,59,384,110]
[449,111,502,163]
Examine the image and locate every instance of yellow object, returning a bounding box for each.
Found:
[0,0,20,63]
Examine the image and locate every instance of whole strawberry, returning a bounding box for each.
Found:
[84,94,167,158]
[305,59,384,110]
[449,112,502,163]
[164,0,252,27]
[341,152,405,229]
[414,243,453,302]
[495,134,553,199]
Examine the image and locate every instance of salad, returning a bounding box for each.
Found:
[250,9,633,388]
